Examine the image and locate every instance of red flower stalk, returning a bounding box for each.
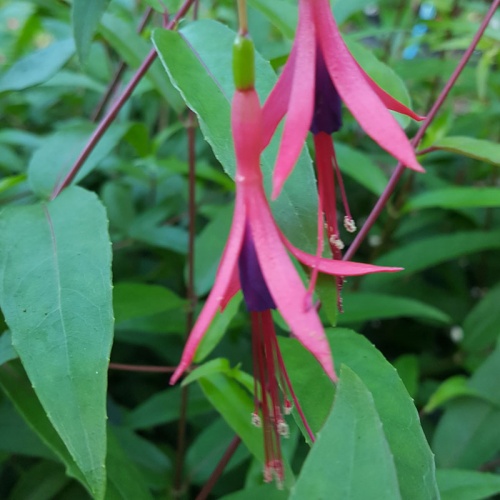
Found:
[171,34,402,485]
[262,0,425,263]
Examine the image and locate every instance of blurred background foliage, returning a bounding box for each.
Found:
[0,0,500,498]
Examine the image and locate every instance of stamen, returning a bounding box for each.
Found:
[329,234,345,250]
[284,399,293,415]
[277,420,290,438]
[344,216,357,233]
[251,412,262,427]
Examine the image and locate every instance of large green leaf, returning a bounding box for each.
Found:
[431,136,500,167]
[0,39,75,93]
[152,20,319,252]
[404,187,500,211]
[72,0,110,62]
[0,187,113,499]
[437,469,500,500]
[331,329,438,498]
[290,366,401,500]
[282,328,438,498]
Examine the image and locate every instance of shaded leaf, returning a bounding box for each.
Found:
[72,0,110,62]
[437,469,500,500]
[423,376,481,414]
[0,39,75,92]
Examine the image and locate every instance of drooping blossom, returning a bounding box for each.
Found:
[262,0,425,265]
[171,33,402,485]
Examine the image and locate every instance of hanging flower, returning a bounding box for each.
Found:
[263,0,424,197]
[171,34,402,486]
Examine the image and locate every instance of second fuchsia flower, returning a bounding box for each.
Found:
[262,0,425,259]
[171,33,403,486]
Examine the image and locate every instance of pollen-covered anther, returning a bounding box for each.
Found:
[277,419,290,438]
[284,399,293,415]
[329,234,345,250]
[344,216,357,233]
[251,412,262,427]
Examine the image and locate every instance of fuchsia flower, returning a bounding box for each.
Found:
[171,35,402,485]
[262,0,425,260]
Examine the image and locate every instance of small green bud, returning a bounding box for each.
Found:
[233,34,255,90]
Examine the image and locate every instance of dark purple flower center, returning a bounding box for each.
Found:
[310,47,343,135]
[238,225,276,312]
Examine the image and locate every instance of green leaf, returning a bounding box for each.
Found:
[113,283,185,324]
[0,187,113,499]
[437,469,500,500]
[28,122,129,198]
[0,331,17,366]
[247,0,297,39]
[405,187,500,211]
[461,282,500,355]
[8,461,70,500]
[332,0,380,24]
[0,361,91,494]
[278,337,336,442]
[193,204,233,296]
[221,484,288,500]
[0,39,75,93]
[194,293,243,363]
[369,230,500,283]
[186,417,249,485]
[432,136,500,167]
[423,376,482,414]
[197,372,295,488]
[182,358,232,386]
[393,355,419,399]
[291,365,402,500]
[328,328,439,499]
[197,373,263,461]
[335,142,388,196]
[124,384,212,430]
[99,12,183,113]
[72,0,110,63]
[338,292,451,324]
[152,20,319,252]
[106,429,153,500]
[0,397,54,460]
[433,345,500,468]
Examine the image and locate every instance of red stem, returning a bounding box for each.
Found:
[90,7,155,122]
[50,0,197,200]
[195,436,242,500]
[343,0,500,261]
[108,362,176,373]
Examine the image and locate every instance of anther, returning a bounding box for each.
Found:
[329,234,345,250]
[251,412,262,427]
[344,216,357,233]
[277,420,290,438]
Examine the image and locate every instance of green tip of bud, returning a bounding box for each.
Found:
[233,34,255,90]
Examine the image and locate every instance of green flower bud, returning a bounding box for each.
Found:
[233,34,255,90]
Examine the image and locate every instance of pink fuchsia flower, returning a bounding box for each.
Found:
[263,0,424,200]
[171,34,402,485]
